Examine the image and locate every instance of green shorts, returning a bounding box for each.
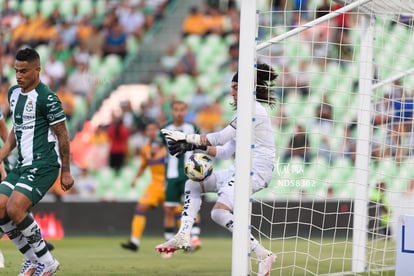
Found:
[165,176,188,206]
[0,165,59,205]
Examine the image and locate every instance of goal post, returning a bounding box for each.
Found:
[232,0,257,275]
[234,0,414,275]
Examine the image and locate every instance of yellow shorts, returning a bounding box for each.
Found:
[139,181,165,207]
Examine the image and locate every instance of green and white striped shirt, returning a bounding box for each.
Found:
[8,82,66,167]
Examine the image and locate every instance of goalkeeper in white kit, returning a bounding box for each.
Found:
[156,63,277,276]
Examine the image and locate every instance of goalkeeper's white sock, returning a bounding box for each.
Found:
[178,182,202,236]
[211,208,234,231]
[211,208,267,257]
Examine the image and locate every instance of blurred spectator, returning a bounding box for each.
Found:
[392,90,414,126]
[65,3,83,25]
[73,43,91,64]
[89,124,110,170]
[292,0,309,19]
[337,29,353,67]
[0,77,10,118]
[143,97,163,122]
[54,40,74,65]
[102,7,118,30]
[160,45,180,77]
[118,3,145,40]
[76,15,95,45]
[227,42,239,65]
[315,0,331,18]
[204,6,226,35]
[318,136,335,161]
[386,79,404,99]
[189,85,210,114]
[56,79,76,121]
[373,93,393,126]
[59,20,78,49]
[274,63,297,99]
[1,0,17,28]
[326,186,334,198]
[284,124,312,163]
[11,15,31,46]
[369,182,392,237]
[294,59,311,96]
[173,46,198,77]
[120,100,140,133]
[44,54,66,90]
[75,168,99,197]
[36,18,59,46]
[195,102,223,133]
[341,123,357,162]
[182,6,208,37]
[103,20,127,58]
[66,61,97,103]
[81,24,105,56]
[49,7,65,26]
[107,114,130,174]
[314,94,334,136]
[273,106,289,129]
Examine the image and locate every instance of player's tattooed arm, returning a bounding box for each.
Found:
[51,121,74,191]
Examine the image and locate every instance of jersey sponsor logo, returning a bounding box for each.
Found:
[14,124,34,131]
[46,102,57,107]
[23,115,35,120]
[48,110,65,121]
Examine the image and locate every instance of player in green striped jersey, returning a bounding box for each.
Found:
[0,48,74,276]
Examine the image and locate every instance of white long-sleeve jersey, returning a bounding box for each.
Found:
[206,101,275,184]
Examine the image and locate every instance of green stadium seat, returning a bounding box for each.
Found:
[35,45,51,66]
[94,167,116,198]
[374,157,399,184]
[58,0,75,19]
[170,74,196,101]
[40,0,56,17]
[89,54,102,74]
[184,35,202,53]
[103,54,123,76]
[20,0,38,18]
[76,0,93,16]
[127,36,140,55]
[328,157,354,182]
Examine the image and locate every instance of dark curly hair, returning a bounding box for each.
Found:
[256,63,278,107]
[231,63,278,108]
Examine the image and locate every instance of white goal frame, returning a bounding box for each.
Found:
[233,0,414,275]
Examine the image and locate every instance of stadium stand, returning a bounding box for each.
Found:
[2,0,414,201]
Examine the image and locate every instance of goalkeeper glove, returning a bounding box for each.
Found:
[167,140,207,158]
[161,129,202,146]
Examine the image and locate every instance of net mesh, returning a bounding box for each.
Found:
[248,0,414,274]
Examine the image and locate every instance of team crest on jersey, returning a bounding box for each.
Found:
[26,101,33,112]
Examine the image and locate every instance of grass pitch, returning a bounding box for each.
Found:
[0,236,396,275]
[1,236,232,276]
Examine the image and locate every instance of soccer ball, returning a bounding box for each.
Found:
[184,153,213,182]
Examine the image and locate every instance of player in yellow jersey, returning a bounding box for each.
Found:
[121,121,167,251]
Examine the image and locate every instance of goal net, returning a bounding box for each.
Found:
[234,0,414,275]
